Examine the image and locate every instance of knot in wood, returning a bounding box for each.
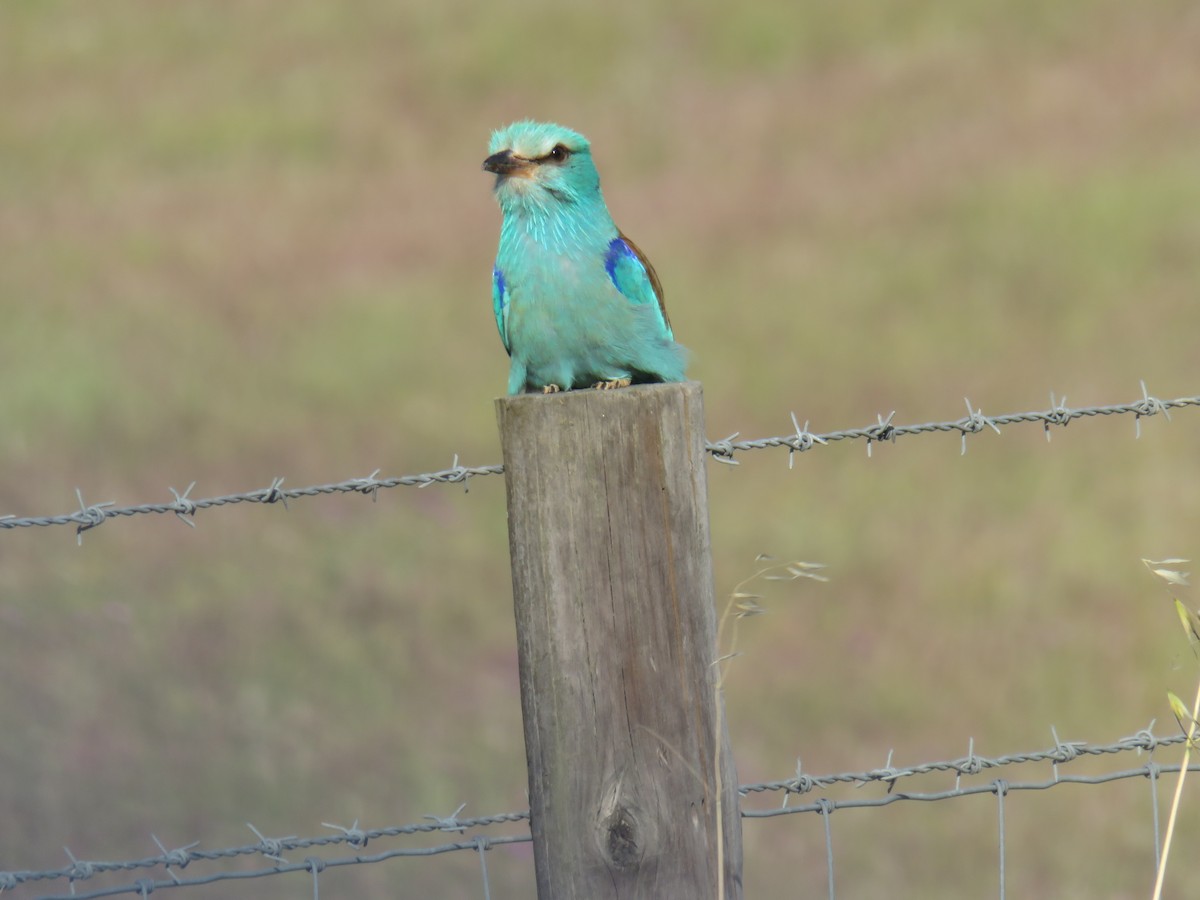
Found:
[603,806,643,870]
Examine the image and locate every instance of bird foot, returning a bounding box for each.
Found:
[542,384,562,394]
[593,378,632,390]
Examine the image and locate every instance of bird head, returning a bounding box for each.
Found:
[483,121,603,216]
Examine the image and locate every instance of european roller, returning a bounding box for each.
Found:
[483,121,688,395]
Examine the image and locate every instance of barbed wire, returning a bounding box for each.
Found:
[0,808,531,900]
[1,384,1196,541]
[705,383,1199,465]
[737,725,1198,900]
[738,724,1188,808]
[2,727,1192,899]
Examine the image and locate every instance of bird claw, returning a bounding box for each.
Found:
[542,384,562,394]
[593,379,632,390]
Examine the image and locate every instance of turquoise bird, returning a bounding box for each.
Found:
[483,121,687,395]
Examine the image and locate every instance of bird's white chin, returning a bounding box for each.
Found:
[494,177,555,216]
[494,175,536,195]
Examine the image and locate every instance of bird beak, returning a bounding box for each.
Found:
[482,150,534,177]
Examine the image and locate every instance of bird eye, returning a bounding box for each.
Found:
[548,144,570,162]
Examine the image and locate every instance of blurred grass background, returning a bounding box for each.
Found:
[2,0,1199,896]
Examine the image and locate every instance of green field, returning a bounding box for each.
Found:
[2,1,1198,896]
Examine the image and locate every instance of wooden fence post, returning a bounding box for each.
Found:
[496,381,742,899]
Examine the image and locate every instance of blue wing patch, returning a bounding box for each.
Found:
[492,265,511,354]
[603,235,672,339]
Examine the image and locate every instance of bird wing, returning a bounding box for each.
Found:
[604,233,673,340]
[492,265,511,355]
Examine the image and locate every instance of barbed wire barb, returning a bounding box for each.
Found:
[246,823,294,865]
[259,477,289,509]
[1044,392,1071,441]
[1121,719,1159,754]
[320,820,367,849]
[424,803,469,833]
[864,411,897,457]
[73,488,113,545]
[786,412,826,469]
[960,396,1002,455]
[167,483,198,527]
[708,432,741,465]
[1134,380,1170,438]
[62,845,96,894]
[150,834,199,885]
[348,470,383,502]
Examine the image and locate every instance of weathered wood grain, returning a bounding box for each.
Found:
[497,381,742,899]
